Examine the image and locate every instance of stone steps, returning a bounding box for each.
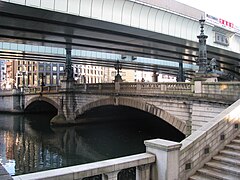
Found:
[232,139,240,144]
[220,149,240,160]
[213,155,240,166]
[189,135,240,180]
[225,144,240,151]
[190,168,239,180]
[205,161,240,176]
[189,173,218,180]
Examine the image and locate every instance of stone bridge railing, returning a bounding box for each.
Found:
[13,153,155,180]
[74,81,240,102]
[75,82,193,95]
[1,81,240,102]
[39,81,240,102]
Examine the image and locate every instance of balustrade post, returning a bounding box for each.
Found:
[144,139,181,180]
[136,83,141,91]
[136,164,151,180]
[115,82,120,92]
[194,81,202,93]
[102,170,119,180]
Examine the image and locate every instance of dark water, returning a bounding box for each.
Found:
[0,106,185,176]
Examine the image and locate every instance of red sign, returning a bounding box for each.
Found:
[219,18,234,28]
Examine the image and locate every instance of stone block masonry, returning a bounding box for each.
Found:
[179,99,240,179]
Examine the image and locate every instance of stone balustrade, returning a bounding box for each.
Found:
[13,153,155,180]
[74,82,193,94]
[73,82,239,102]
[75,82,239,100]
[24,86,60,93]
[1,82,240,102]
[201,82,240,101]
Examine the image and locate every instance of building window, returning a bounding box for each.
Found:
[39,65,44,71]
[53,75,57,85]
[60,66,64,72]
[214,32,229,46]
[46,74,51,85]
[46,65,51,71]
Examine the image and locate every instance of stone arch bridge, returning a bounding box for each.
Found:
[1,81,239,136]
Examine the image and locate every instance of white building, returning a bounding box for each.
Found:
[73,64,106,83]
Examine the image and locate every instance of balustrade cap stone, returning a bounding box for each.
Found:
[144,139,182,152]
[13,153,155,180]
[180,129,207,152]
[180,139,193,152]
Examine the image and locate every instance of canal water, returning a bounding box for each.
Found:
[0,106,185,176]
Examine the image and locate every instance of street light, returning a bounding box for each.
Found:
[114,60,123,82]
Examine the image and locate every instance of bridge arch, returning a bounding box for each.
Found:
[25,96,60,113]
[76,97,187,135]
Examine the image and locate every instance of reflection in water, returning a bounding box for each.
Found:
[0,106,185,176]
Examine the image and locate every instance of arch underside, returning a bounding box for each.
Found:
[25,96,59,113]
[76,97,187,135]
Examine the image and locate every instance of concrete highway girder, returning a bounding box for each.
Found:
[0,1,239,80]
[0,50,195,79]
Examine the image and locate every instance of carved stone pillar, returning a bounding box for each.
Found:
[144,139,181,180]
[102,171,119,180]
[136,164,151,180]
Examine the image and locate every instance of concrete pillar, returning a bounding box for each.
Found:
[152,71,159,82]
[136,164,151,180]
[102,171,119,180]
[144,139,181,180]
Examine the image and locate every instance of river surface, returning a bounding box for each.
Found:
[0,106,185,176]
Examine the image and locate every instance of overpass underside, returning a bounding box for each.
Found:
[0,0,239,80]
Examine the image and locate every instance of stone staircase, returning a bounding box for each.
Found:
[189,135,240,180]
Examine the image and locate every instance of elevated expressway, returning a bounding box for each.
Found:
[0,0,239,80]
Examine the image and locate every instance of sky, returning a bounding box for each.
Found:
[176,0,239,26]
